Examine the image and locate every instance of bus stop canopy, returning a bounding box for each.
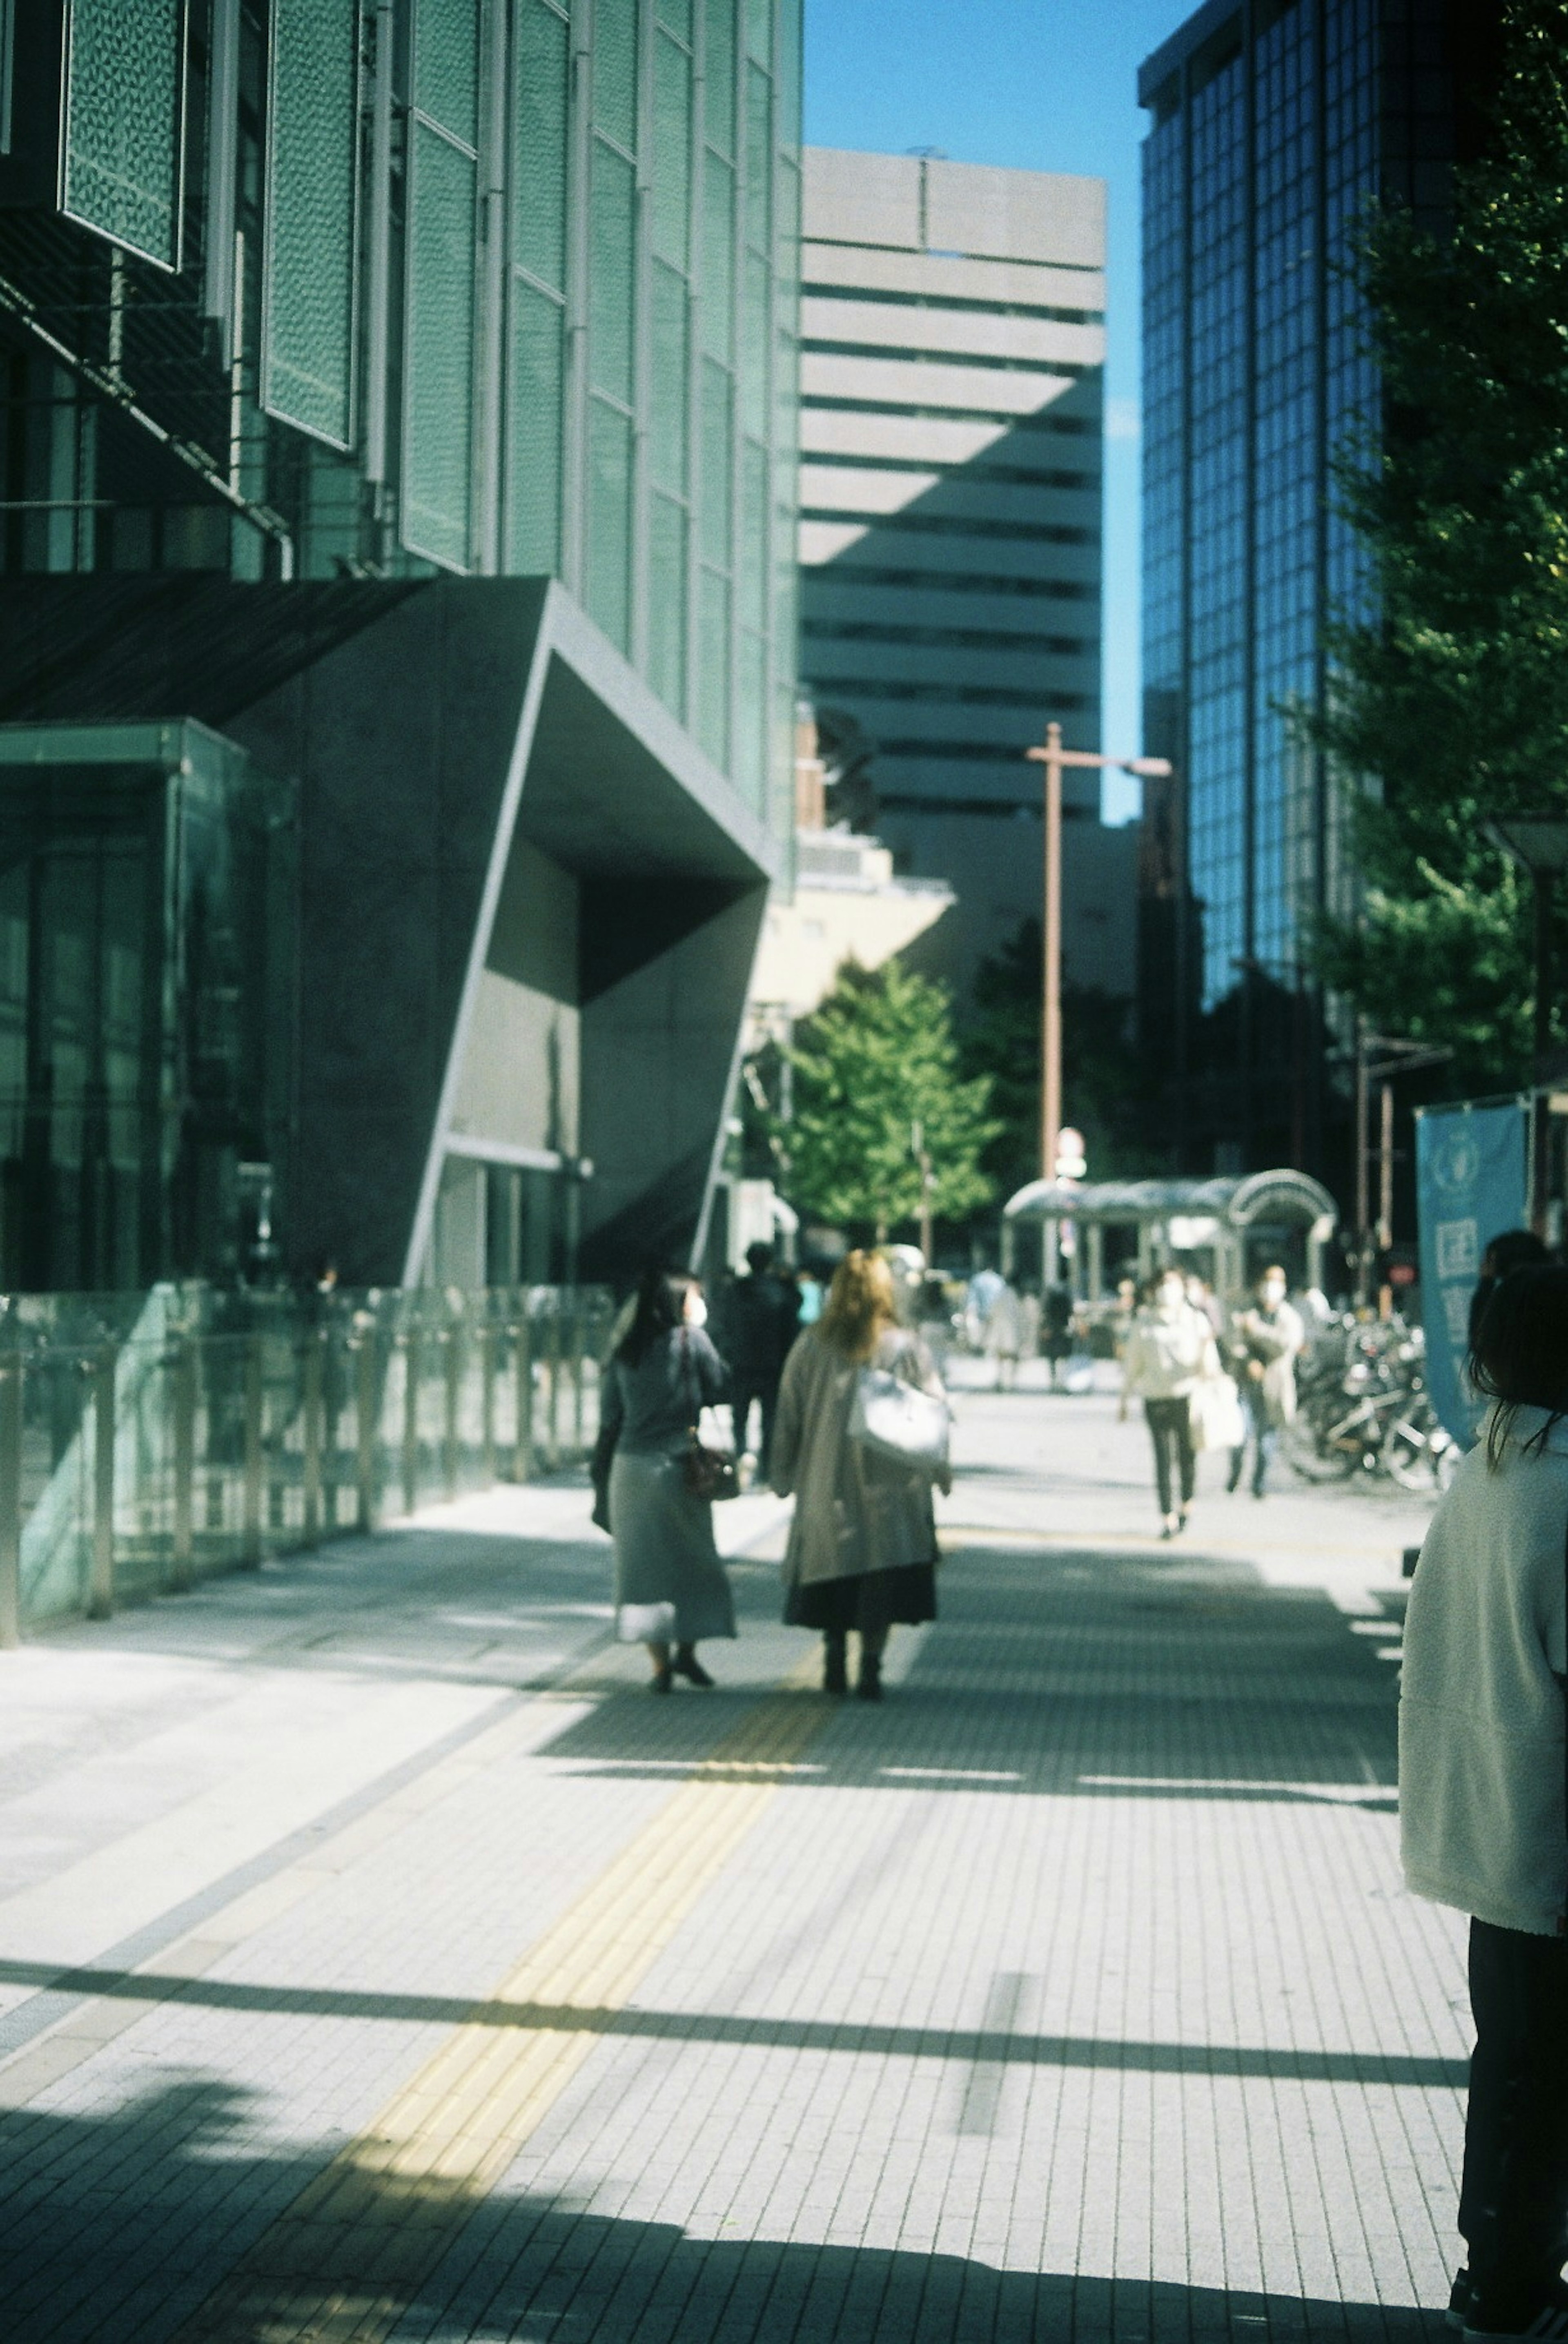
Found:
[1001,1168,1339,1300]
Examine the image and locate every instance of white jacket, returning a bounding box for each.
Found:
[1399,1405,1568,1937]
[1122,1302,1217,1401]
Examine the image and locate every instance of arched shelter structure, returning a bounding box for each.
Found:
[1002,1169,1339,1304]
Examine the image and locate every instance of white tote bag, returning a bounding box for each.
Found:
[1189,1370,1245,1454]
[847,1365,951,1477]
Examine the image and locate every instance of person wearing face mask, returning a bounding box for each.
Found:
[1123,1269,1221,1537]
[1226,1266,1305,1499]
[597,1265,736,1691]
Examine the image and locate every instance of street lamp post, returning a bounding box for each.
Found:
[1025,722,1172,1188]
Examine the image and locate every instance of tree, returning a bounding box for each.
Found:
[782,959,999,1241]
[1303,0,1568,1084]
[960,920,1167,1195]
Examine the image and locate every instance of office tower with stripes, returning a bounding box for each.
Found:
[796,147,1131,1005]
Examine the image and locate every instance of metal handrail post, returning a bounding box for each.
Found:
[242,1335,264,1568]
[302,1330,324,1549]
[355,1328,379,1533]
[512,1314,533,1483]
[572,1306,586,1455]
[548,1305,563,1471]
[480,1320,496,1487]
[172,1337,196,1591]
[443,1317,461,1498]
[88,1343,116,1619]
[401,1330,419,1516]
[0,1352,22,1647]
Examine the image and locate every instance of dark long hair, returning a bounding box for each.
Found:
[1468,1263,1568,1465]
[615,1264,690,1367]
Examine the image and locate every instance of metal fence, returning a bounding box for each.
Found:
[0,1283,616,1644]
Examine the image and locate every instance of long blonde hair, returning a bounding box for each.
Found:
[815,1249,897,1363]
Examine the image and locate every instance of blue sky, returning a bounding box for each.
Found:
[802,0,1185,823]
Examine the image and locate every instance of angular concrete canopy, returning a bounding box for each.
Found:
[0,575,780,1286]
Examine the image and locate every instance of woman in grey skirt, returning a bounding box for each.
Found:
[600,1267,737,1693]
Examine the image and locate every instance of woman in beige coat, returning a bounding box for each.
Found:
[771,1250,948,1700]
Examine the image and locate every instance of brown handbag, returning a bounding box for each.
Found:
[678,1328,739,1500]
[682,1432,739,1502]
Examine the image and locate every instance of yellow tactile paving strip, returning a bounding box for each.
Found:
[172,1653,826,2344]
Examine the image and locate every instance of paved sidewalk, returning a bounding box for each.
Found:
[0,1383,1462,2342]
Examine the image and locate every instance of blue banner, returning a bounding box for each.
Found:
[1415,1099,1529,1445]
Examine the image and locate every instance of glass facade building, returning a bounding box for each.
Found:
[0,0,800,1289]
[1138,0,1494,1175]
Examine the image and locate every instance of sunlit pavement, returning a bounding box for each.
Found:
[0,1373,1460,2342]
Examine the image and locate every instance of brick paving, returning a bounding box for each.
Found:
[0,1369,1463,2342]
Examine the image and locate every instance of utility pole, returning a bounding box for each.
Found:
[1025,723,1172,1186]
[1350,1029,1452,1306]
[911,1118,933,1268]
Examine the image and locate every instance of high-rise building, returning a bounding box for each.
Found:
[1138,0,1501,1176]
[796,148,1134,1005]
[0,0,801,1290]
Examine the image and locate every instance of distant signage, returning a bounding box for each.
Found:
[1415,1100,1528,1445]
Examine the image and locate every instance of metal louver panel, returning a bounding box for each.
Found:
[512,0,570,297]
[60,0,185,271]
[506,275,564,574]
[401,0,479,571]
[260,0,360,449]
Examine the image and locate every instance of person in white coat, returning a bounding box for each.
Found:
[1121,1268,1219,1537]
[1400,1265,1568,2340]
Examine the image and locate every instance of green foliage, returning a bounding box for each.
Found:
[782,959,999,1239]
[1303,0,1568,1071]
[960,920,1167,1193]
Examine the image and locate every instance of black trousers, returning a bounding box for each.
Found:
[731,1376,779,1471]
[1461,1917,1568,2296]
[1143,1397,1195,1515]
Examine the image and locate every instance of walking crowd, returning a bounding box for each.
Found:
[585,1232,1568,2341]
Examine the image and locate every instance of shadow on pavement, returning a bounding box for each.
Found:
[0,1954,1462,2090]
[0,2078,1448,2342]
[532,1537,1401,1802]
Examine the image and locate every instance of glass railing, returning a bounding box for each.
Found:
[0,1282,616,1640]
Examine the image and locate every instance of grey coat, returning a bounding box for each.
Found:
[1400,1405,1568,1936]
[771,1325,944,1590]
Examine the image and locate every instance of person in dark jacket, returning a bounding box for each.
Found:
[1468,1228,1551,1351]
[723,1241,800,1476]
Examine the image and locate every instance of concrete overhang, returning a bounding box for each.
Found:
[526,588,780,887]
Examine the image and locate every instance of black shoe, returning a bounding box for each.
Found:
[856,1654,883,1702]
[650,1666,673,1695]
[1446,2270,1474,2332]
[823,1637,848,1696]
[1464,2276,1568,2339]
[672,1647,715,1688]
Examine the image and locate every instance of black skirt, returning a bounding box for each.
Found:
[784,1561,938,1633]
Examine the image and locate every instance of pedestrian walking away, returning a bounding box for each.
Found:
[1122,1268,1220,1537]
[598,1266,737,1691]
[1226,1264,1304,1498]
[1400,1264,1568,2342]
[721,1239,800,1478]
[1042,1280,1075,1388]
[985,1273,1023,1389]
[771,1249,949,1701]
